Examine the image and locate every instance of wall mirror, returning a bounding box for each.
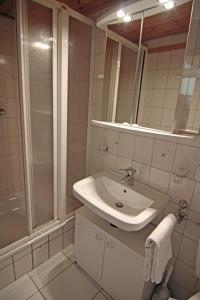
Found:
[96,0,200,134]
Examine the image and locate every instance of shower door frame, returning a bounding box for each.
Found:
[0,0,95,256]
[18,0,65,234]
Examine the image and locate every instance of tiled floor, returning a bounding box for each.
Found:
[0,244,113,300]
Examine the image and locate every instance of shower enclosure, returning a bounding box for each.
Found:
[0,0,93,253]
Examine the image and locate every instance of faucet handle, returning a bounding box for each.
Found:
[118,166,136,175]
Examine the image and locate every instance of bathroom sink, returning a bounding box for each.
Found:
[73,170,169,231]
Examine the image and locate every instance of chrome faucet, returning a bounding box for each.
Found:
[118,167,136,186]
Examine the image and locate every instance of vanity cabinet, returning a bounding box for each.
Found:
[75,212,105,282]
[75,207,154,300]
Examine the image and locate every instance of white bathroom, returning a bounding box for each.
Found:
[0,0,199,299]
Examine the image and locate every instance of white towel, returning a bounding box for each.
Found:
[144,214,176,284]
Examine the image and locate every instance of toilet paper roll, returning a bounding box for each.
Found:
[196,240,200,279]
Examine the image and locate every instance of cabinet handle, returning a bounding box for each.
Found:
[106,241,115,249]
[95,234,103,241]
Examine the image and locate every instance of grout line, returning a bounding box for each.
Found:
[11,255,16,281]
[90,290,101,300]
[28,273,40,292]
[25,290,45,300]
[74,263,102,291]
[36,261,74,291]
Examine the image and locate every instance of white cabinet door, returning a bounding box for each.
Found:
[102,235,145,300]
[75,213,105,283]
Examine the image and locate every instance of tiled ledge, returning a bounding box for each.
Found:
[91,120,200,147]
[0,218,75,291]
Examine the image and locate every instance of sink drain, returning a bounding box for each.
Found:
[115,202,123,208]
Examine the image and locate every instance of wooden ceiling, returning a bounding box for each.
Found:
[109,1,193,43]
[60,0,192,43]
[59,0,132,20]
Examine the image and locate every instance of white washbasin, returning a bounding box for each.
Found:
[73,170,169,231]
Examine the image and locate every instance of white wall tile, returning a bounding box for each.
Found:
[148,167,170,192]
[13,246,31,261]
[103,153,117,170]
[169,176,195,204]
[116,156,131,170]
[63,219,75,233]
[105,130,119,155]
[50,236,62,257]
[118,133,135,159]
[172,231,182,257]
[151,89,165,108]
[178,236,198,269]
[184,210,200,242]
[89,147,104,171]
[173,145,200,179]
[14,254,32,279]
[63,228,74,249]
[152,140,176,172]
[134,136,154,164]
[172,260,197,292]
[132,161,150,184]
[90,126,106,149]
[49,228,62,241]
[32,236,48,250]
[164,90,179,109]
[191,182,200,213]
[33,243,49,268]
[0,257,12,270]
[170,280,192,300]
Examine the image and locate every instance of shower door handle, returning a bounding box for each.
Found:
[0,108,6,116]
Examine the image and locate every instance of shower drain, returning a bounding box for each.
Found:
[115,201,123,208]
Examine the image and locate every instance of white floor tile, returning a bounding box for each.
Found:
[28,291,44,300]
[29,253,72,289]
[74,263,102,291]
[62,243,76,262]
[41,264,98,300]
[0,274,37,300]
[94,292,110,300]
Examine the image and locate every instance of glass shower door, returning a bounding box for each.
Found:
[26,0,55,228]
[0,0,28,249]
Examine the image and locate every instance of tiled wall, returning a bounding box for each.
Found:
[138,34,187,131]
[88,26,200,300]
[0,14,27,248]
[66,17,92,214]
[0,218,75,291]
[87,123,200,300]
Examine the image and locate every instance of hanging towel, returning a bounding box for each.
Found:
[144,214,176,284]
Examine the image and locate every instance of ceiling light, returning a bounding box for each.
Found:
[33,42,50,50]
[123,15,132,23]
[164,1,175,9]
[116,9,125,18]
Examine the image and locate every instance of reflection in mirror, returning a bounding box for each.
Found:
[97,0,195,134]
[137,1,192,131]
[177,0,200,133]
[102,17,143,123]
[116,44,143,123]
